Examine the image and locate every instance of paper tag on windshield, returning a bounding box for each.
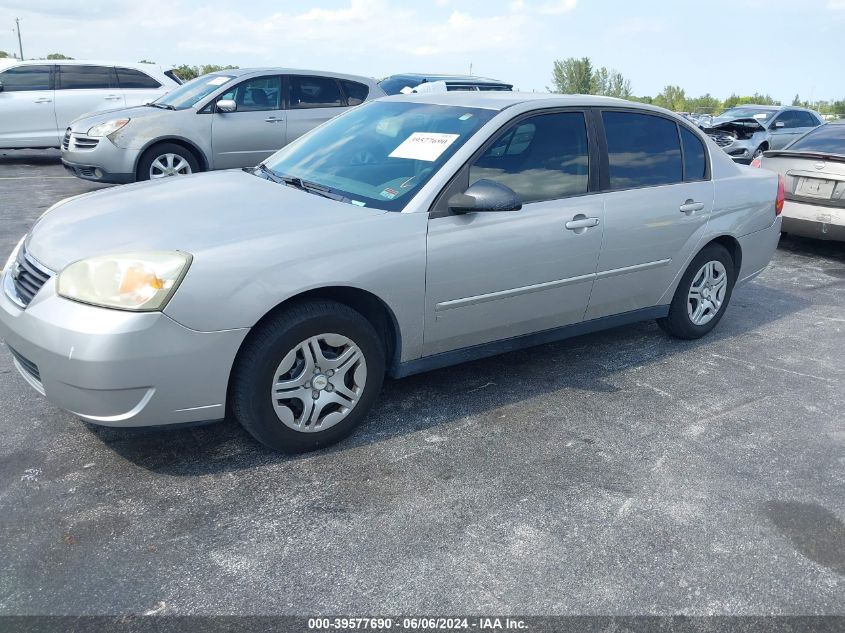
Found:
[389,132,459,162]
[208,77,229,86]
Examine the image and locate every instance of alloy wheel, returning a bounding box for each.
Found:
[149,153,193,179]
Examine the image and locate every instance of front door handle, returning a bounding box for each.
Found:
[104,95,122,101]
[680,200,705,214]
[34,98,52,104]
[565,216,600,231]
[265,116,285,123]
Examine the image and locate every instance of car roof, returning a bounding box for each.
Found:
[9,59,173,70]
[384,73,508,83]
[381,90,662,112]
[214,67,378,84]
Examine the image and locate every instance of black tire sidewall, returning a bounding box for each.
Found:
[232,303,385,453]
[137,143,200,182]
[663,244,736,339]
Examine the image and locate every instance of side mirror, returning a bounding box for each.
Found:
[216,99,237,113]
[448,179,522,214]
[774,121,785,128]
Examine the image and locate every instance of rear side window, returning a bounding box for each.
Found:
[0,65,52,91]
[340,80,369,106]
[680,127,707,181]
[59,65,117,90]
[603,111,682,189]
[289,76,344,109]
[789,124,845,154]
[797,111,820,127]
[470,111,589,204]
[116,67,161,89]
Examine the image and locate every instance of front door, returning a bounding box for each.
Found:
[424,110,604,356]
[586,110,714,320]
[211,75,285,169]
[0,65,57,148]
[284,75,349,144]
[768,110,811,150]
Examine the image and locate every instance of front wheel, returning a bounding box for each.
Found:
[136,142,200,181]
[230,300,385,453]
[658,244,735,339]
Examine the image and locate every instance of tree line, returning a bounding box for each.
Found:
[551,56,845,116]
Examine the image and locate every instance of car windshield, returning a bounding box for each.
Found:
[152,74,236,110]
[262,100,497,211]
[787,123,845,154]
[717,108,776,122]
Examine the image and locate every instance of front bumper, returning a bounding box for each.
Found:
[0,272,249,427]
[61,132,140,184]
[781,200,845,241]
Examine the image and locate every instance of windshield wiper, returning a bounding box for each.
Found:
[146,102,175,110]
[253,163,286,184]
[254,165,349,202]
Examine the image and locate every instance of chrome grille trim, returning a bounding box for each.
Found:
[4,244,54,308]
[62,128,72,150]
[707,132,735,148]
[66,133,100,151]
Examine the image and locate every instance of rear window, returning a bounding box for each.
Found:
[59,65,117,90]
[340,79,369,106]
[788,124,845,154]
[603,111,682,189]
[117,67,161,89]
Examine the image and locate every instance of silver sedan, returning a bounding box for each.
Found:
[60,68,384,184]
[1,93,782,452]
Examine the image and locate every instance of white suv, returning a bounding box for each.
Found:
[0,60,181,149]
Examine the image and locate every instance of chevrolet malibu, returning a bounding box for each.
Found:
[0,93,783,453]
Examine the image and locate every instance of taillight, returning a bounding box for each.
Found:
[750,156,762,168]
[775,174,784,216]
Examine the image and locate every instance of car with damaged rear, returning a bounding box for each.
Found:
[1,93,783,453]
[702,105,823,163]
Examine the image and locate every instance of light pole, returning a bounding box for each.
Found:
[15,18,24,60]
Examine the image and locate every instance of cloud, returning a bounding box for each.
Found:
[537,0,578,15]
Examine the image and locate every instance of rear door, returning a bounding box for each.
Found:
[0,64,57,148]
[54,64,124,132]
[116,66,167,107]
[424,109,604,356]
[210,74,285,169]
[585,110,714,320]
[284,75,349,144]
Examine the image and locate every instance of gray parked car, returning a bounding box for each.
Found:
[61,68,384,183]
[702,105,823,163]
[754,123,845,241]
[1,93,783,453]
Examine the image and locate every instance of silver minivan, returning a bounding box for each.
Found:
[61,68,384,183]
[0,60,180,149]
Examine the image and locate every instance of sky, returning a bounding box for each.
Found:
[1,0,844,104]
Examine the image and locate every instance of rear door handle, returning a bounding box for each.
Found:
[680,200,705,214]
[565,216,600,230]
[34,98,52,104]
[265,116,285,123]
[104,95,122,101]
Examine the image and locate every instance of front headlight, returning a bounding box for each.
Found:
[57,251,192,311]
[87,118,130,137]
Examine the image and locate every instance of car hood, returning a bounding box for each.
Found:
[703,116,767,133]
[69,104,177,131]
[26,170,385,272]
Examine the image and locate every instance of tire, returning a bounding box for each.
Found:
[752,145,766,159]
[136,142,200,181]
[230,300,385,453]
[657,243,736,340]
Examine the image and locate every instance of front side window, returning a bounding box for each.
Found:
[154,73,237,110]
[58,65,117,90]
[263,101,496,211]
[603,111,682,190]
[680,127,707,181]
[772,111,803,129]
[341,80,369,106]
[0,65,52,91]
[218,76,281,112]
[469,112,589,204]
[289,76,344,109]
[116,67,161,89]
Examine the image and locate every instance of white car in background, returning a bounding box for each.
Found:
[0,59,181,149]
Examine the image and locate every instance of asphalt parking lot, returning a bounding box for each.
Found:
[0,150,843,616]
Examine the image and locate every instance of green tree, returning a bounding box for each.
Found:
[550,57,594,94]
[654,85,687,112]
[792,93,801,106]
[687,93,720,115]
[46,53,73,60]
[138,59,155,64]
[172,63,239,82]
[0,51,8,58]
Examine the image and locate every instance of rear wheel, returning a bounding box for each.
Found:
[136,142,200,181]
[658,244,735,340]
[230,300,385,453]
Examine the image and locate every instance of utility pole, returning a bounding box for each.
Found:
[15,18,24,60]
[469,62,472,76]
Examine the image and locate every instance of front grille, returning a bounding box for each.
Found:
[79,167,97,177]
[62,128,71,150]
[7,345,40,383]
[9,245,54,307]
[707,132,735,148]
[67,134,99,151]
